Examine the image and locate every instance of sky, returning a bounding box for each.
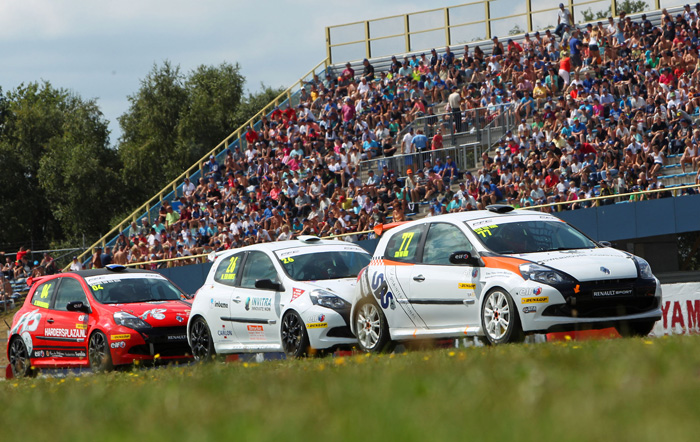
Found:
[0,0,463,145]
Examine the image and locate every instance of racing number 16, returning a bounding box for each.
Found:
[394,232,415,258]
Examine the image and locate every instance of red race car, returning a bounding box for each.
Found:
[6,265,192,378]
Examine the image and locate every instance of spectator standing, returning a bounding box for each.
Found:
[555,3,572,40]
[448,86,462,133]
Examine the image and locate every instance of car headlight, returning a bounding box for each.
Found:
[310,289,350,310]
[113,311,151,329]
[519,263,575,285]
[633,256,655,279]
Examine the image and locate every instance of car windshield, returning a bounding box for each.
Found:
[466,218,598,255]
[276,248,371,281]
[85,273,185,304]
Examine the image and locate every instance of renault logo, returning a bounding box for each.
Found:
[600,267,611,275]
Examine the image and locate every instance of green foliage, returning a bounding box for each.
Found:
[2,336,700,441]
[0,82,120,248]
[580,0,648,22]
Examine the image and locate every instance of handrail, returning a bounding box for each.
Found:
[67,58,331,271]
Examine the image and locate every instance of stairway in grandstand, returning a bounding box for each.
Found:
[74,3,692,265]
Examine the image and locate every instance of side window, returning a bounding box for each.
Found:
[384,225,424,263]
[240,252,279,289]
[31,280,56,309]
[53,278,88,311]
[422,223,474,266]
[214,253,242,287]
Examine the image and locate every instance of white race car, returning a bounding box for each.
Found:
[351,205,662,351]
[187,237,371,358]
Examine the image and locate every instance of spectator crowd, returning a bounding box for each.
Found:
[73,6,700,268]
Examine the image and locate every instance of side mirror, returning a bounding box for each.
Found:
[254,279,283,291]
[449,251,480,266]
[599,241,611,247]
[66,301,91,314]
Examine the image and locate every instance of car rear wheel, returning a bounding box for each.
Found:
[481,288,524,345]
[616,320,656,338]
[190,317,216,361]
[354,298,393,353]
[9,337,35,378]
[281,311,310,358]
[89,331,114,372]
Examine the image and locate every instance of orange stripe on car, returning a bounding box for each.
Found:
[481,256,529,275]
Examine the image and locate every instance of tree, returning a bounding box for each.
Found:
[581,0,647,22]
[0,81,123,248]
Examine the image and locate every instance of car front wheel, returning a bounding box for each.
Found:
[88,331,114,372]
[354,298,393,353]
[190,317,216,361]
[9,336,35,378]
[481,288,524,345]
[281,311,310,358]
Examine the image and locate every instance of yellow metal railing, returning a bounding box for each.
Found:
[325,0,666,63]
[68,58,331,270]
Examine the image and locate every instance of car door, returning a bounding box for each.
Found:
[231,251,283,346]
[408,222,479,329]
[17,280,55,363]
[382,224,428,329]
[43,277,90,364]
[208,252,244,347]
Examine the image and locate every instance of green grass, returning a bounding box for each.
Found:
[2,336,699,442]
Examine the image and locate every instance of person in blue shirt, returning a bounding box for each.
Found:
[411,129,429,151]
[560,120,573,138]
[572,118,587,142]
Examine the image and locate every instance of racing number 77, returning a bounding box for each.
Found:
[394,232,415,258]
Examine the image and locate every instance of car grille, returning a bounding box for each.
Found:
[130,326,190,357]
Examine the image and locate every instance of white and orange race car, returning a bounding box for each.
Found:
[351,205,662,351]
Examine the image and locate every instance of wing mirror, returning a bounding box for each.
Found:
[254,279,284,291]
[66,301,91,314]
[449,251,480,266]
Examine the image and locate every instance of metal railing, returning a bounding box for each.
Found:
[326,0,668,63]
[68,58,332,270]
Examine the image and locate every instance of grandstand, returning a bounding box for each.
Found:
[69,1,699,270]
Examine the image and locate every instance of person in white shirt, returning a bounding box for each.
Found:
[69,256,83,271]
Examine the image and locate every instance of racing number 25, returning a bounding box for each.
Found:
[394,232,415,258]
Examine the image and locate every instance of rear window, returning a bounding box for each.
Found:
[31,281,56,309]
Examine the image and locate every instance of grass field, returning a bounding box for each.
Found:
[1,335,699,442]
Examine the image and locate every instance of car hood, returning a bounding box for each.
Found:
[304,278,358,303]
[101,300,191,327]
[517,247,639,281]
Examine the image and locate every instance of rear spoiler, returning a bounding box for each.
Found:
[25,275,51,289]
[373,221,411,237]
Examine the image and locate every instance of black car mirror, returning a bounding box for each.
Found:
[254,279,283,291]
[449,251,480,266]
[66,301,91,314]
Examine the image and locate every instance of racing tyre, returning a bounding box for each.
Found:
[354,298,394,353]
[481,288,524,345]
[281,311,311,358]
[616,320,655,338]
[190,317,216,361]
[9,336,35,378]
[89,331,114,372]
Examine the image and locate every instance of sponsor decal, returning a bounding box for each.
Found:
[11,310,42,335]
[307,322,328,329]
[458,283,476,289]
[218,325,233,338]
[45,328,87,339]
[110,341,126,349]
[247,324,265,341]
[600,266,611,275]
[141,308,166,320]
[472,268,479,278]
[43,350,87,358]
[176,315,184,323]
[522,306,537,314]
[212,301,229,309]
[245,297,272,312]
[76,323,88,330]
[592,289,633,297]
[533,287,542,295]
[291,288,305,303]
[110,334,131,340]
[32,350,45,358]
[371,272,396,310]
[515,287,543,297]
[78,314,86,321]
[521,297,549,304]
[167,335,187,341]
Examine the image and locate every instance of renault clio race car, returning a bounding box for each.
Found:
[187,237,371,359]
[351,206,662,351]
[6,265,192,378]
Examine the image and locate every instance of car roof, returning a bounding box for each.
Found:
[391,209,557,230]
[69,268,159,278]
[212,237,368,259]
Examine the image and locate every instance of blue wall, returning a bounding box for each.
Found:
[156,262,212,295]
[556,194,700,242]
